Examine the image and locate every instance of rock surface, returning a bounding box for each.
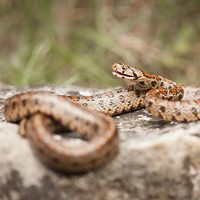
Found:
[0,84,200,200]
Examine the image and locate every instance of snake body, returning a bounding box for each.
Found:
[4,63,200,173]
[4,92,118,173]
[112,63,200,122]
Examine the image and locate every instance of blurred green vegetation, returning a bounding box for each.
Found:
[0,0,199,87]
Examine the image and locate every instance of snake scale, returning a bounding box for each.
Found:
[4,63,200,173]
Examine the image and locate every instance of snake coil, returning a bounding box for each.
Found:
[4,63,200,173]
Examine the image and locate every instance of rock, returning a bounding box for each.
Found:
[0,83,200,200]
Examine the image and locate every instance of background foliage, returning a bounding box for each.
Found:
[0,0,199,87]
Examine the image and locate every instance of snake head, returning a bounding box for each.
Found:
[112,63,143,81]
[112,63,162,90]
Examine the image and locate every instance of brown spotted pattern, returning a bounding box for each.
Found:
[112,63,200,122]
[4,92,118,173]
[64,85,146,116]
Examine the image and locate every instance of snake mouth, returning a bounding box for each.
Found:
[112,71,135,80]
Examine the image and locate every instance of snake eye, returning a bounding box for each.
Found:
[122,65,126,70]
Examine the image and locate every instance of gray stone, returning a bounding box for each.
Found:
[0,84,200,200]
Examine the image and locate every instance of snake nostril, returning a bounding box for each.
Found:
[112,64,117,70]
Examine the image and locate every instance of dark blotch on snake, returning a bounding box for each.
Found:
[132,72,138,80]
[183,118,188,123]
[148,101,153,107]
[116,88,123,93]
[178,94,183,100]
[82,103,88,107]
[22,99,26,106]
[135,90,141,98]
[139,81,145,85]
[137,102,142,109]
[175,108,181,116]
[109,101,114,106]
[158,112,162,118]
[127,100,131,106]
[151,81,156,87]
[12,101,16,109]
[127,85,135,91]
[93,124,99,131]
[171,115,176,121]
[98,100,104,106]
[26,109,31,117]
[118,95,125,103]
[16,113,20,122]
[191,107,198,117]
[160,106,166,113]
[122,108,127,114]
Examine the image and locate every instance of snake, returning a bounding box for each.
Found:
[4,63,200,173]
